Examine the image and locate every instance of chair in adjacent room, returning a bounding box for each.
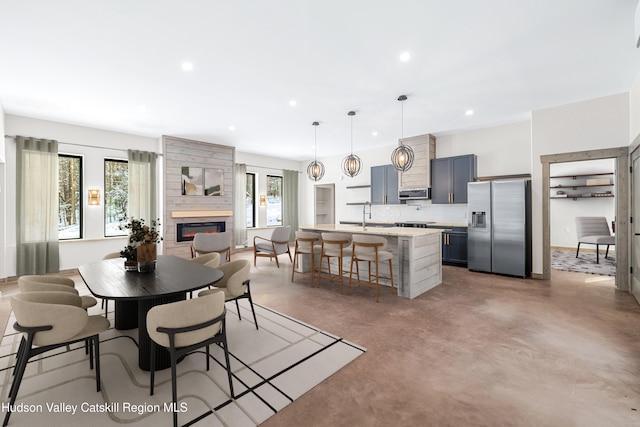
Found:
[291,231,322,287]
[5,291,110,427]
[253,225,292,268]
[348,234,395,302]
[199,259,258,329]
[575,216,615,263]
[318,232,353,293]
[191,232,232,264]
[147,290,234,427]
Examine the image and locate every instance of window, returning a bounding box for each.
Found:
[58,154,82,240]
[267,175,283,226]
[104,159,128,237]
[246,172,255,228]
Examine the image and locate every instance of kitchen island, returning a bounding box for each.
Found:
[299,224,442,299]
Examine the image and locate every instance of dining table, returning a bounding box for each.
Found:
[78,255,223,371]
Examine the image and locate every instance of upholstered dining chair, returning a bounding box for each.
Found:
[199,259,258,329]
[575,216,615,263]
[291,231,322,287]
[349,234,395,302]
[191,252,221,268]
[146,290,233,427]
[17,275,98,310]
[191,232,232,264]
[5,291,110,427]
[253,225,292,267]
[100,252,123,315]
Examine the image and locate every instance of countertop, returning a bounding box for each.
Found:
[339,220,467,228]
[301,224,442,237]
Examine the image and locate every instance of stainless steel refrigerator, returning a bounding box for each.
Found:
[467,180,531,277]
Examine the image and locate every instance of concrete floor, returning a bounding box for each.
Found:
[2,251,640,426]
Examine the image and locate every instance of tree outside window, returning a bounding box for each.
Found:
[104,159,128,237]
[58,154,82,240]
[267,175,283,226]
[246,172,255,228]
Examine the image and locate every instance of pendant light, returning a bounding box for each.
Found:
[391,95,415,172]
[341,111,362,177]
[307,121,325,181]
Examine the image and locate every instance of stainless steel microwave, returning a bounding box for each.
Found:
[398,189,430,200]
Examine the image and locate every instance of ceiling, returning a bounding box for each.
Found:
[1,0,640,162]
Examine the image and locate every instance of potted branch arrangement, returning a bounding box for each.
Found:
[119,217,162,273]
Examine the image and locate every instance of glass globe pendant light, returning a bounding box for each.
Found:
[341,111,362,177]
[391,95,415,172]
[307,121,325,181]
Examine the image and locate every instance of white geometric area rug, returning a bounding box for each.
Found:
[0,300,365,426]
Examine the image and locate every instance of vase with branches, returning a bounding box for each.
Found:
[119,217,162,272]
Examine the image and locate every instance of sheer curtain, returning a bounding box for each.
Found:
[128,150,157,221]
[16,136,60,274]
[282,169,299,241]
[234,164,247,247]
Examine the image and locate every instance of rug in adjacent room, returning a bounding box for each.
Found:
[0,300,365,426]
[551,249,616,277]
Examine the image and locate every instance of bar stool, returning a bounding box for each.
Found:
[348,234,395,302]
[291,231,322,287]
[318,233,352,294]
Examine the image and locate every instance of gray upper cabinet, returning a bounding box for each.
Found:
[398,134,435,191]
[431,154,477,204]
[371,164,399,205]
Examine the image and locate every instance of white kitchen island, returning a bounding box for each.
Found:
[299,224,442,299]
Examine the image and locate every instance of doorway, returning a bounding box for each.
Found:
[549,159,616,277]
[541,147,629,291]
[631,146,640,294]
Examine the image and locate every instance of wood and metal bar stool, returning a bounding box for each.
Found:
[318,232,352,293]
[348,234,395,302]
[291,231,322,287]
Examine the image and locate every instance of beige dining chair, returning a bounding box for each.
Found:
[147,290,233,427]
[6,291,110,426]
[349,234,395,302]
[253,225,292,267]
[199,259,258,329]
[575,216,615,263]
[291,231,322,287]
[191,252,221,268]
[17,275,98,310]
[191,232,231,264]
[100,252,123,315]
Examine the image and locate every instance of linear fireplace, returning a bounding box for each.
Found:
[176,221,226,242]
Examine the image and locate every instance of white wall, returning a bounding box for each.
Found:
[531,93,630,274]
[630,70,640,144]
[4,115,160,275]
[435,120,532,177]
[0,102,5,279]
[549,159,616,248]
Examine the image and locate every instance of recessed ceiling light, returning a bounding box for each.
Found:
[289,100,297,107]
[465,109,474,116]
[137,105,147,112]
[372,131,378,136]
[399,51,411,62]
[228,125,235,131]
[182,62,193,71]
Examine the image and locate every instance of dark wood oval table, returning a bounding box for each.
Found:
[78,255,223,371]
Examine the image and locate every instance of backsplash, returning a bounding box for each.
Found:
[344,201,468,224]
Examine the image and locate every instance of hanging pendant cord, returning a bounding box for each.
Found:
[350,114,354,155]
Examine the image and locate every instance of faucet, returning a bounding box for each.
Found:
[362,202,372,230]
